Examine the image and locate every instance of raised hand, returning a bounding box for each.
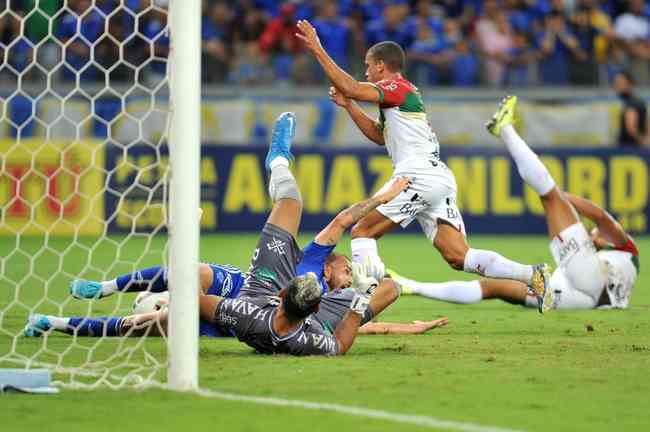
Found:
[295,20,322,54]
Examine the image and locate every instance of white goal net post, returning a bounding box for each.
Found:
[0,0,200,390]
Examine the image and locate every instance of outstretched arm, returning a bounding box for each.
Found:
[359,317,449,335]
[330,87,385,146]
[564,193,629,246]
[314,177,410,245]
[296,20,381,103]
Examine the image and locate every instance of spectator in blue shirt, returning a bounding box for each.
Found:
[57,0,104,81]
[505,0,536,33]
[537,10,582,84]
[202,1,234,83]
[140,6,169,78]
[407,18,451,85]
[406,0,444,39]
[365,2,413,48]
[5,12,33,74]
[312,1,350,70]
[505,31,537,86]
[446,19,479,86]
[569,6,600,85]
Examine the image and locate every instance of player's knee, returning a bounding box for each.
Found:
[444,252,466,271]
[434,239,466,270]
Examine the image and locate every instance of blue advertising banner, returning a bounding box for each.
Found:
[105,145,649,235]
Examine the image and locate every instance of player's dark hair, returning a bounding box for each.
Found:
[283,275,321,322]
[368,41,405,72]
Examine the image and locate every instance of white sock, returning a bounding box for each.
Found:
[269,156,289,170]
[501,125,555,196]
[412,280,483,304]
[524,295,538,309]
[46,315,70,331]
[351,237,379,264]
[351,237,386,278]
[463,248,533,284]
[101,280,118,297]
[268,159,300,202]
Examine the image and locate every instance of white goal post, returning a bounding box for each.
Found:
[167,0,200,391]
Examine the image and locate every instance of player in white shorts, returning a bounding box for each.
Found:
[442,95,642,312]
[296,20,551,301]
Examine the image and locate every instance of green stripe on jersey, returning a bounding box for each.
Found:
[399,91,425,113]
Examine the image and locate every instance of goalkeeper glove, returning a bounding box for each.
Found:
[351,262,379,296]
[349,292,370,316]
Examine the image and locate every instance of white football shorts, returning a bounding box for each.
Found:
[374,161,465,241]
[548,222,608,309]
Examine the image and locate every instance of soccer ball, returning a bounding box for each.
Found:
[132,291,170,314]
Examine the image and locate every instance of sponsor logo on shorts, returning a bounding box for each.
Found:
[218,312,238,327]
[399,202,418,216]
[557,238,580,262]
[256,267,278,284]
[267,237,287,255]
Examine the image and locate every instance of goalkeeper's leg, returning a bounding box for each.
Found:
[70,263,217,299]
[24,311,167,337]
[264,112,302,238]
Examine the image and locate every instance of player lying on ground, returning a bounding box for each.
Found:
[25,113,445,351]
[295,20,550,302]
[409,96,638,313]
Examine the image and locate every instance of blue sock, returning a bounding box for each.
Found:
[67,317,123,337]
[115,266,167,293]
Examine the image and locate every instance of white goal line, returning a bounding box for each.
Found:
[196,388,525,432]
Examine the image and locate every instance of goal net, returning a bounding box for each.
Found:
[0,0,199,390]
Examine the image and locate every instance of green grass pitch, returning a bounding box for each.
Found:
[1,233,649,432]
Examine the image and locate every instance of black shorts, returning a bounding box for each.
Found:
[238,223,303,298]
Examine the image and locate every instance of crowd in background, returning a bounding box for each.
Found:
[3,0,650,87]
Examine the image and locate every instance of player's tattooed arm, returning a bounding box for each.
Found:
[314,177,410,245]
[296,20,380,103]
[564,193,629,246]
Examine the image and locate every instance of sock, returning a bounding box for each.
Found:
[66,317,123,337]
[351,237,386,277]
[351,238,379,264]
[501,125,555,196]
[270,156,289,170]
[268,161,301,203]
[113,266,168,294]
[412,280,483,304]
[524,295,539,309]
[463,248,533,284]
[46,316,70,331]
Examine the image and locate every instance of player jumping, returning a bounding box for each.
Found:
[295,20,551,302]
